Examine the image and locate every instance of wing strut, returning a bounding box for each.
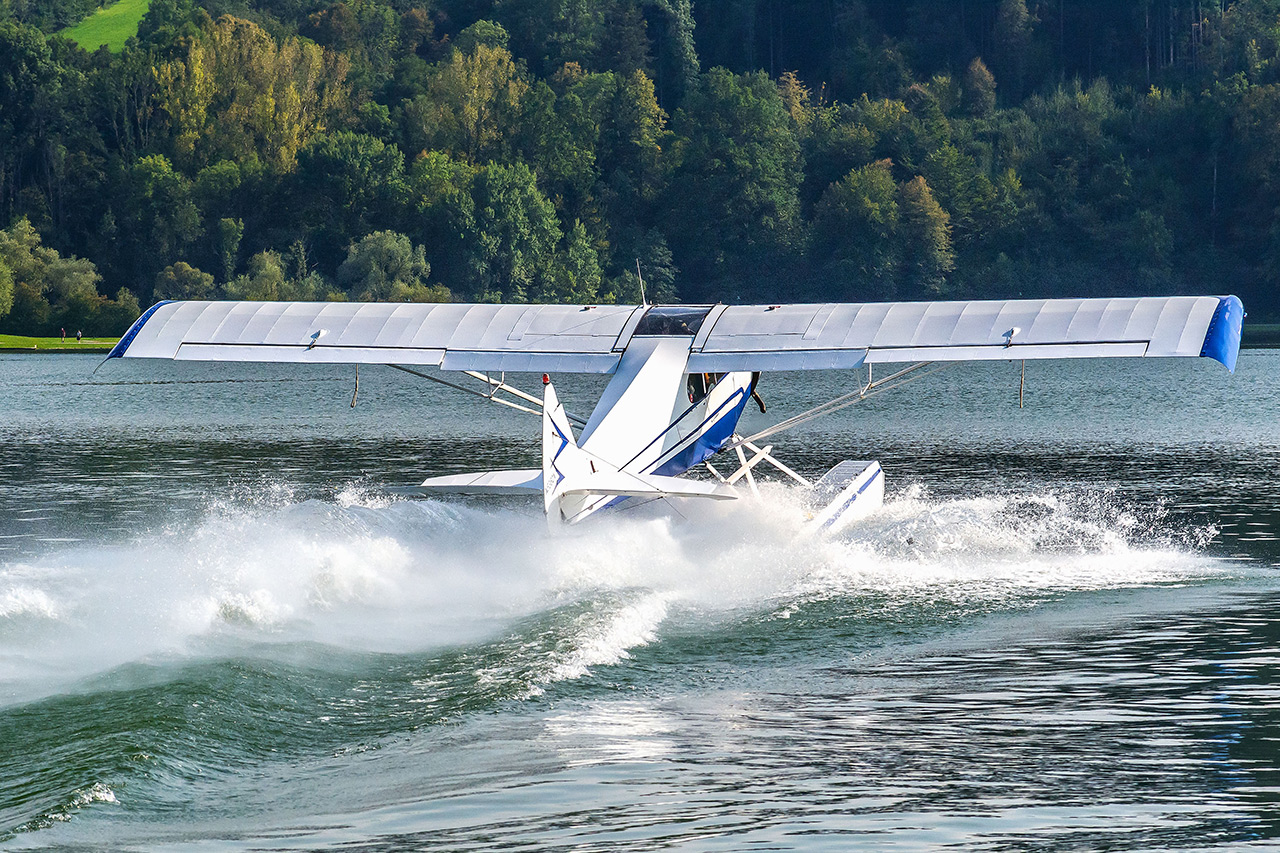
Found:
[727,361,945,452]
[388,364,587,426]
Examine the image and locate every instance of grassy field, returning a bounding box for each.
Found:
[0,334,119,352]
[1243,323,1280,348]
[57,0,150,52]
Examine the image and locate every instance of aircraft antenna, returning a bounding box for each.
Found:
[636,259,648,306]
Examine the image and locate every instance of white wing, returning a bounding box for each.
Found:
[108,295,1243,373]
[109,301,641,373]
[685,296,1243,372]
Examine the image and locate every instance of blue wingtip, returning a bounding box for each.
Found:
[106,300,173,359]
[1200,295,1243,373]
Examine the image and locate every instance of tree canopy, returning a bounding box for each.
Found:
[1,0,1279,334]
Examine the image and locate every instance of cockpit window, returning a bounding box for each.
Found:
[633,305,713,336]
[686,372,723,404]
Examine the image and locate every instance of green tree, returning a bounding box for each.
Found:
[117,154,204,294]
[155,261,215,300]
[97,289,143,336]
[647,0,698,105]
[498,0,602,75]
[811,160,900,298]
[963,57,996,117]
[577,69,667,217]
[0,21,57,225]
[295,131,408,267]
[594,0,650,75]
[194,160,247,226]
[462,161,562,302]
[537,220,602,302]
[403,149,477,290]
[0,257,12,320]
[303,0,401,73]
[921,144,997,248]
[136,0,202,49]
[666,68,803,297]
[800,102,878,212]
[992,0,1033,103]
[402,39,528,164]
[608,227,677,303]
[155,16,352,171]
[898,175,954,297]
[224,250,286,300]
[512,77,598,222]
[0,218,135,335]
[0,218,100,305]
[4,281,51,334]
[215,217,244,283]
[336,230,448,301]
[454,20,510,53]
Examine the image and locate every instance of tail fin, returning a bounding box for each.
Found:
[542,378,738,526]
[542,380,592,524]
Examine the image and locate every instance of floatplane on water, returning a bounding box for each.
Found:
[107,295,1243,532]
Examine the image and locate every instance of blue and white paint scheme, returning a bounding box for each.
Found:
[108,295,1244,529]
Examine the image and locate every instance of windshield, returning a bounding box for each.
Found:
[632,306,714,336]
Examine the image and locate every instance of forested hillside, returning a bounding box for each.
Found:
[0,0,1277,334]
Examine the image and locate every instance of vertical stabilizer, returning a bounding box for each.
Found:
[542,380,590,525]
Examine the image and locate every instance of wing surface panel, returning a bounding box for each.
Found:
[694,295,1239,371]
[110,301,637,372]
[109,295,1242,373]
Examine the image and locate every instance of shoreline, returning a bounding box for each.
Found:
[0,347,115,353]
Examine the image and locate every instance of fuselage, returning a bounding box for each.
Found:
[554,331,755,523]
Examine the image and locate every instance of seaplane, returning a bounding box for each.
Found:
[106,295,1243,532]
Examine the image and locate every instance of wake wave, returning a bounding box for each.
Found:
[0,480,1228,705]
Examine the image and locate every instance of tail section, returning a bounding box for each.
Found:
[543,381,593,524]
[542,378,737,526]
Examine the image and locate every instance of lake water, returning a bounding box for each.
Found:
[1,350,1278,851]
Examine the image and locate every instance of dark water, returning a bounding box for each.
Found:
[0,352,1277,851]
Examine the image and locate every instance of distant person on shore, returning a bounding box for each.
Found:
[76,330,82,343]
[60,328,65,342]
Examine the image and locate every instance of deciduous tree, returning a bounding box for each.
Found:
[155,16,352,172]
[812,159,899,298]
[154,261,215,300]
[336,230,448,301]
[462,161,561,302]
[898,174,954,297]
[401,38,528,164]
[666,68,803,297]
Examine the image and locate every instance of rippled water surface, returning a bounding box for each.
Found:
[1,351,1278,851]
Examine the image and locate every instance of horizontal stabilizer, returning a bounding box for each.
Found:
[405,469,542,495]
[555,470,738,500]
[396,467,735,501]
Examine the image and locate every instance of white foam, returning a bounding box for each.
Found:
[0,585,61,621]
[0,479,1233,705]
[541,592,671,686]
[68,782,118,808]
[16,782,120,834]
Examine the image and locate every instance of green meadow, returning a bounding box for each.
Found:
[57,0,150,52]
[1243,324,1280,349]
[0,334,118,352]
